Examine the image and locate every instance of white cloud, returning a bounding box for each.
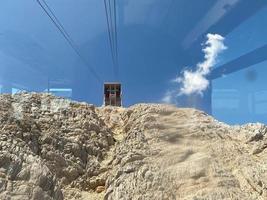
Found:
[177,70,210,95]
[162,33,227,103]
[162,90,176,104]
[178,33,227,96]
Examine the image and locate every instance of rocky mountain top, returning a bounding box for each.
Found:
[0,93,266,200]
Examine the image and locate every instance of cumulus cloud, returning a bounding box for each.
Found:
[162,33,227,103]
[178,33,227,95]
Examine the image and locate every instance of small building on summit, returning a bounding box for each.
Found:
[103,82,122,107]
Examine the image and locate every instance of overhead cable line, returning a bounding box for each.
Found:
[113,0,119,73]
[104,0,118,78]
[104,0,119,79]
[110,0,118,66]
[104,0,116,69]
[40,0,72,41]
[36,0,102,83]
[109,0,116,66]
[111,0,119,76]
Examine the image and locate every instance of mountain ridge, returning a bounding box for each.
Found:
[0,93,266,200]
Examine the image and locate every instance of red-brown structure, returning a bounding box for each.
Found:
[103,82,122,106]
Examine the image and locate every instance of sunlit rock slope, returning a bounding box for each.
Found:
[0,93,266,200]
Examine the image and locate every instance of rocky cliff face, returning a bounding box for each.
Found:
[0,93,267,200]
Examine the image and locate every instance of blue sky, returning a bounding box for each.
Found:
[0,0,267,125]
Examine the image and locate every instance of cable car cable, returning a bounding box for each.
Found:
[107,0,117,77]
[104,0,119,79]
[104,0,116,74]
[113,0,119,78]
[36,0,103,83]
[40,0,72,41]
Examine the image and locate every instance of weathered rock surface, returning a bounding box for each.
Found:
[0,93,114,200]
[0,93,267,200]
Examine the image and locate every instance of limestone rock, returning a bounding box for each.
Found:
[0,93,113,199]
[1,93,267,200]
